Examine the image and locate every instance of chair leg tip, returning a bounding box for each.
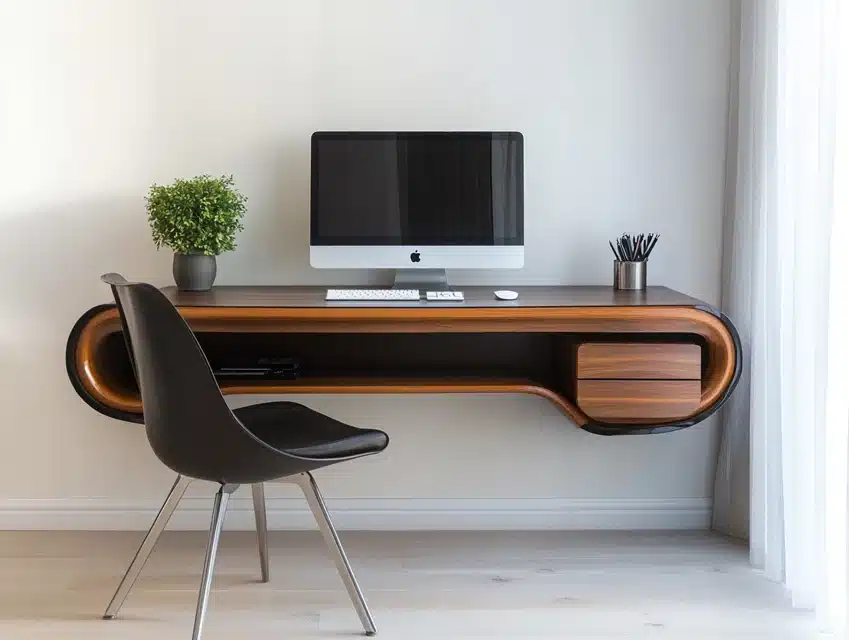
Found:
[102,615,114,620]
[365,631,376,636]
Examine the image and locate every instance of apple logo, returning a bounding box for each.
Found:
[410,251,421,263]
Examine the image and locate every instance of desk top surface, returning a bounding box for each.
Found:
[161,285,708,309]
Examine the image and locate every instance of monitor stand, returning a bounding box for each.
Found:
[392,269,449,291]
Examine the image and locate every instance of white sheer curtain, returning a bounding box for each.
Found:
[714,0,849,631]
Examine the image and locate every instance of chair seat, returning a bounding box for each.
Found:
[234,401,389,459]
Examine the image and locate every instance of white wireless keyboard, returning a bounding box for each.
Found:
[326,289,421,301]
[426,291,464,302]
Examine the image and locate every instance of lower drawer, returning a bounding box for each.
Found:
[577,380,701,423]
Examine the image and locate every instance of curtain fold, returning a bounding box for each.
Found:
[714,0,849,630]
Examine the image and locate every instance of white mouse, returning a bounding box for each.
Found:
[494,290,519,301]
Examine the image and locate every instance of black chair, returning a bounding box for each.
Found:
[99,274,389,640]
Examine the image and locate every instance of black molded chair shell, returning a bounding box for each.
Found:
[101,273,388,485]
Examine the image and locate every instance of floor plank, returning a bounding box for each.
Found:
[0,530,817,639]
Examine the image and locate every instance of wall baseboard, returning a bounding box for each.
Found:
[0,497,711,531]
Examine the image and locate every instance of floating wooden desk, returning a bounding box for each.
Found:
[66,285,741,436]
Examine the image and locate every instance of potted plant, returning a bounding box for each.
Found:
[146,174,247,291]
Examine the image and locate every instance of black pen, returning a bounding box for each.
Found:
[646,234,659,258]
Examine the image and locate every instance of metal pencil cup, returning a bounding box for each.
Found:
[614,260,646,290]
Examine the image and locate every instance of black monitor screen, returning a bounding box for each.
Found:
[311,132,523,246]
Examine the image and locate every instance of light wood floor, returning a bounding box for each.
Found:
[0,530,816,639]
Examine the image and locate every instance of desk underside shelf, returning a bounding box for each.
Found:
[66,286,741,436]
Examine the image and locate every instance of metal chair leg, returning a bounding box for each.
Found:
[292,472,377,636]
[251,483,270,582]
[192,483,237,640]
[103,474,192,619]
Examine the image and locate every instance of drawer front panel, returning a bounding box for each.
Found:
[577,379,701,422]
[577,343,701,380]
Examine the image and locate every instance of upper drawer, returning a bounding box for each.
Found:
[576,343,701,380]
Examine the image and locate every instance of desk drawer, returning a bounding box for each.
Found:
[577,379,701,422]
[577,343,701,380]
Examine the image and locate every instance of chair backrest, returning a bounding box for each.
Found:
[101,273,281,482]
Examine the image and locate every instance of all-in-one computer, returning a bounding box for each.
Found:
[310,131,524,300]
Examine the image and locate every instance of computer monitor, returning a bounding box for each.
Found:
[310,131,524,286]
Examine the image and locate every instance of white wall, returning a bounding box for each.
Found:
[0,0,732,529]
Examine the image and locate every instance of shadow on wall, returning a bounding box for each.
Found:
[254,142,311,271]
[0,197,169,421]
[0,197,167,333]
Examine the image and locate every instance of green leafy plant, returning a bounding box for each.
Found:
[146,174,247,255]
